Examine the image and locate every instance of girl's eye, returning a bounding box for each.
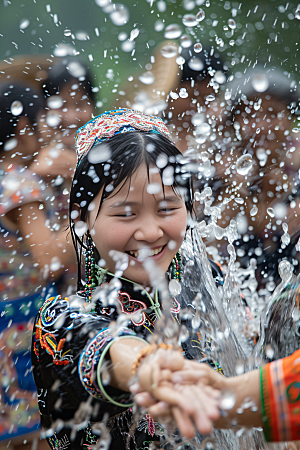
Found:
[115,212,134,217]
[159,207,176,213]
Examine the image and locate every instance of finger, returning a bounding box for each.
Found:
[172,369,207,384]
[148,402,172,421]
[135,392,157,407]
[172,406,196,440]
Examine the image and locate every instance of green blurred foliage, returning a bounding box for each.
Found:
[0,0,299,107]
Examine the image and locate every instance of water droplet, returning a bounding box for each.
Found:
[236,154,253,176]
[182,14,198,27]
[64,29,71,37]
[50,257,61,272]
[235,360,244,375]
[10,100,23,116]
[110,4,130,26]
[88,143,111,164]
[251,73,269,93]
[4,138,18,152]
[191,112,205,126]
[46,112,61,127]
[147,183,161,194]
[214,70,226,84]
[265,345,274,359]
[278,259,293,282]
[20,18,30,29]
[54,43,76,57]
[250,205,258,217]
[206,94,215,102]
[95,0,111,6]
[179,88,188,98]
[164,24,182,39]
[121,40,135,52]
[75,30,89,40]
[183,0,195,10]
[163,166,174,185]
[169,279,181,296]
[156,154,168,168]
[296,5,300,20]
[220,391,236,410]
[296,237,300,252]
[274,203,287,219]
[118,31,127,41]
[194,42,203,53]
[2,174,20,190]
[129,28,139,41]
[196,9,205,21]
[67,61,86,78]
[180,34,193,48]
[160,43,178,58]
[267,207,275,218]
[154,20,165,32]
[228,18,236,29]
[138,71,155,85]
[74,221,88,237]
[281,232,290,246]
[188,57,204,71]
[47,96,63,109]
[157,0,167,12]
[192,315,201,330]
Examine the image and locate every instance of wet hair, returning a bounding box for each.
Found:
[180,47,227,82]
[42,57,95,103]
[0,81,45,148]
[69,131,193,290]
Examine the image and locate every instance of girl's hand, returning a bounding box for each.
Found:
[134,354,222,438]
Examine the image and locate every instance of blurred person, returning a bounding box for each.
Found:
[206,67,300,288]
[165,46,227,155]
[0,81,76,444]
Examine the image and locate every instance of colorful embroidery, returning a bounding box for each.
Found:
[75,109,172,163]
[118,291,148,326]
[137,414,164,437]
[34,296,73,366]
[78,328,112,400]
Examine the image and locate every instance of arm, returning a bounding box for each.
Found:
[6,201,75,280]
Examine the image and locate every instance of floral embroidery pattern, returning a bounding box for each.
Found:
[33,296,73,366]
[117,291,148,326]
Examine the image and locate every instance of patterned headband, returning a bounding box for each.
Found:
[75,108,172,164]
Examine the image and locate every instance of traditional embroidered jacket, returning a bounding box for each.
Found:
[31,262,224,450]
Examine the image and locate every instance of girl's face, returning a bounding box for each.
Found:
[87,163,188,286]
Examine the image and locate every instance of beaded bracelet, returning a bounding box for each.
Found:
[97,335,148,408]
[132,342,173,375]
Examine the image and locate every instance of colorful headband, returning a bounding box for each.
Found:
[75,108,172,164]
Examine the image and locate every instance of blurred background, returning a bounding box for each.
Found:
[0,0,299,449]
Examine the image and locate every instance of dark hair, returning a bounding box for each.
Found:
[180,46,226,82]
[0,81,45,147]
[69,131,193,290]
[42,57,95,103]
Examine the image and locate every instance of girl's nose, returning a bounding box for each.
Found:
[133,221,164,243]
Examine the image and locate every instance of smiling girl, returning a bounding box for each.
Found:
[31,109,221,450]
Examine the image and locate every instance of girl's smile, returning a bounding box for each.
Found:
[87,163,188,286]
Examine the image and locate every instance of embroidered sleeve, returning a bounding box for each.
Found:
[0,166,45,232]
[261,348,300,442]
[32,294,149,418]
[78,326,140,404]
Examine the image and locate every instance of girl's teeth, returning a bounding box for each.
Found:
[128,246,164,258]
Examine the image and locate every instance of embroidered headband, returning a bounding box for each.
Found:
[75,108,172,164]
